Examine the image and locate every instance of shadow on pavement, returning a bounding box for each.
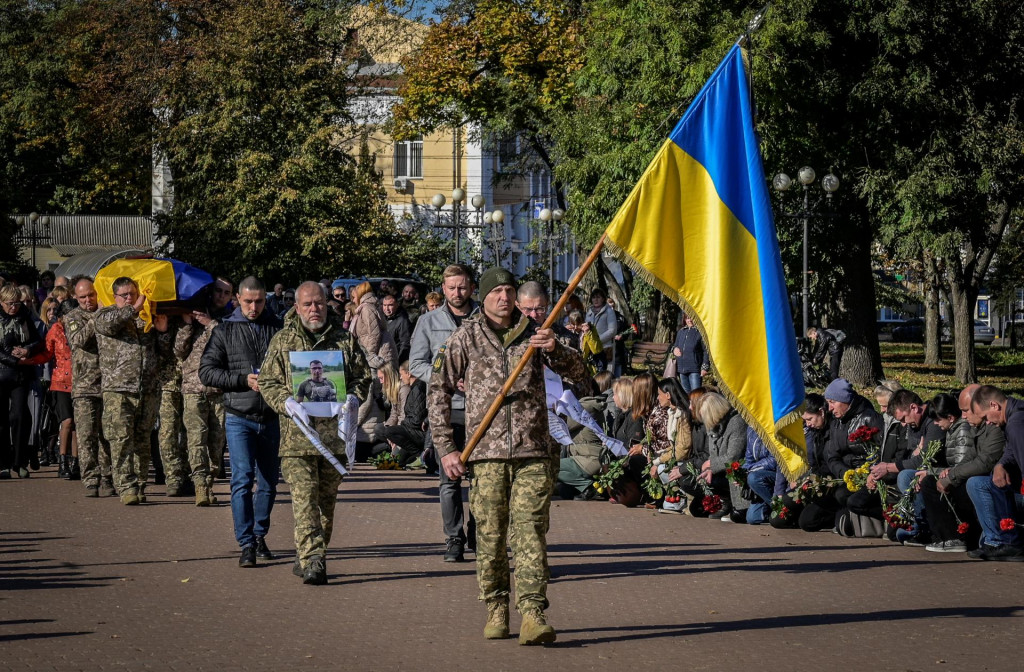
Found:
[555,605,1024,646]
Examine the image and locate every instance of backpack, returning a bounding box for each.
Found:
[826,329,847,344]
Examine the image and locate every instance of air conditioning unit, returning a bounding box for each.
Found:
[394,177,409,193]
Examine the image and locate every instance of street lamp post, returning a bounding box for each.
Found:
[484,209,507,264]
[432,190,486,263]
[537,207,565,293]
[772,167,840,337]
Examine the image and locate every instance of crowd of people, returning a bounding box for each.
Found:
[2,262,1023,603]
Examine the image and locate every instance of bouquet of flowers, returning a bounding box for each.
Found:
[770,495,792,522]
[842,425,882,493]
[369,451,401,470]
[642,456,682,503]
[725,459,747,488]
[879,440,945,530]
[685,462,722,515]
[593,457,628,496]
[791,473,841,505]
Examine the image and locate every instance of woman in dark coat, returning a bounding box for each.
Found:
[0,283,42,478]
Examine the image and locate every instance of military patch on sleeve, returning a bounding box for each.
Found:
[432,344,447,372]
[68,321,79,333]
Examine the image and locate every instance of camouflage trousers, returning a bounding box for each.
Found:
[73,396,111,488]
[469,458,554,613]
[281,455,343,567]
[158,388,187,487]
[183,393,225,484]
[102,391,158,496]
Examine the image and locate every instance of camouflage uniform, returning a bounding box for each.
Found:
[93,305,172,498]
[157,365,188,489]
[63,307,111,491]
[176,319,225,490]
[428,311,585,615]
[258,309,371,570]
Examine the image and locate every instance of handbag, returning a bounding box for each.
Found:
[663,355,677,379]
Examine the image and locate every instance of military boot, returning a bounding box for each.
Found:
[99,477,116,497]
[120,491,141,506]
[138,482,147,503]
[302,555,327,585]
[69,458,81,481]
[518,608,556,646]
[194,480,211,507]
[483,600,510,640]
[207,475,218,504]
[57,455,68,479]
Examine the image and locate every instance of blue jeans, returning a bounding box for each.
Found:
[225,414,281,548]
[966,475,1023,547]
[678,372,702,395]
[896,468,926,527]
[746,468,777,524]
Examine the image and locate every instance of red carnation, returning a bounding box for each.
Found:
[781,506,790,518]
[957,522,969,535]
[702,495,722,515]
[999,518,1016,532]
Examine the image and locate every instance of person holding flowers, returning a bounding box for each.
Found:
[681,391,747,521]
[917,393,995,552]
[770,393,830,530]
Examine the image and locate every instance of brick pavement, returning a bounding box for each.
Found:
[2,464,1022,671]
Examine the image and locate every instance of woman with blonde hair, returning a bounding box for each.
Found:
[368,362,408,461]
[349,281,397,370]
[0,282,43,478]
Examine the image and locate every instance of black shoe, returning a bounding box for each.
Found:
[968,544,997,560]
[302,555,327,585]
[292,559,304,577]
[57,456,68,479]
[39,451,52,467]
[901,532,932,547]
[69,458,81,481]
[0,469,10,479]
[982,544,1024,562]
[239,546,257,568]
[255,536,274,560]
[729,509,748,524]
[444,539,465,563]
[30,453,39,471]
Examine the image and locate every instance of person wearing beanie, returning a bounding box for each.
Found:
[428,266,586,645]
[797,378,883,532]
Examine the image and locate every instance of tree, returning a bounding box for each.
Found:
[154,0,438,284]
[390,0,585,206]
[852,0,1024,383]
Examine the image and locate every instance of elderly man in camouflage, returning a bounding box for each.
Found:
[64,276,115,497]
[429,267,585,646]
[259,281,371,585]
[93,277,172,505]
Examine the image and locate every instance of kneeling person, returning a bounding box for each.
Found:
[429,268,585,645]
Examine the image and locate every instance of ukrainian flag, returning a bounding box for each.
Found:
[95,258,214,332]
[604,44,807,478]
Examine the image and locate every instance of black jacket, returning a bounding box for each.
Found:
[824,393,884,478]
[386,309,412,363]
[401,379,427,432]
[198,306,282,421]
[812,329,841,363]
[0,305,41,384]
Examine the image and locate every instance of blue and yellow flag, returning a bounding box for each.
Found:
[95,258,214,332]
[604,44,807,478]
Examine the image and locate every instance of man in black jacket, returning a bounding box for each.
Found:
[807,327,844,381]
[198,276,283,568]
[381,294,412,363]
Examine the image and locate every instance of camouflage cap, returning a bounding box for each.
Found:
[478,267,517,299]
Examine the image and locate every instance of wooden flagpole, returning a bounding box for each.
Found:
[460,232,608,464]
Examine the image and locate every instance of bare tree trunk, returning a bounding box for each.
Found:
[922,249,943,366]
[653,296,679,343]
[946,273,978,383]
[942,201,1014,384]
[840,345,874,386]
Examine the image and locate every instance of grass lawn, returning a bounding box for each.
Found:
[868,343,1024,400]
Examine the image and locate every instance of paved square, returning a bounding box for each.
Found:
[2,466,1021,671]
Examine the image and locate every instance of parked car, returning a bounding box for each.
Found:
[972,320,996,344]
[891,318,924,343]
[893,317,995,344]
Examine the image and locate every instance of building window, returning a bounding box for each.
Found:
[394,137,423,179]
